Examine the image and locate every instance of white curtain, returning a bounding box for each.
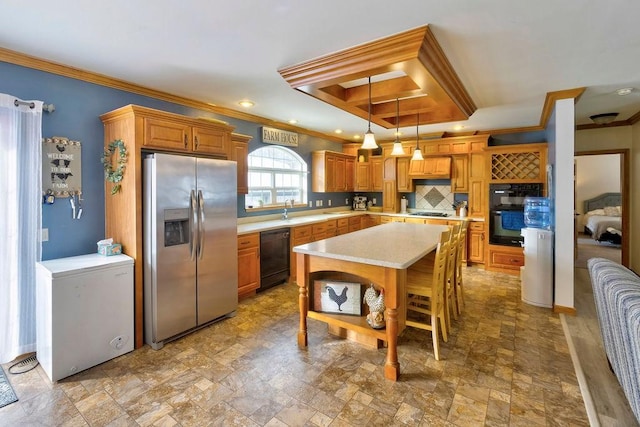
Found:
[0,94,43,363]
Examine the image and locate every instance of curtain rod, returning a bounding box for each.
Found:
[13,99,55,113]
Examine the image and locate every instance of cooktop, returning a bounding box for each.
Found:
[409,212,450,217]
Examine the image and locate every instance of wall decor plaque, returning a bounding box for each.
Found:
[42,136,82,198]
[313,280,362,316]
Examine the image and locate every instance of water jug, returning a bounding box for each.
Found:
[524,197,550,229]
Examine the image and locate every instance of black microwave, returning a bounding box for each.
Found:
[489,183,543,211]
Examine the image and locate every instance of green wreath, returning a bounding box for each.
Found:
[101,139,128,195]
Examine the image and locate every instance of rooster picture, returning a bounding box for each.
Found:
[326,285,349,311]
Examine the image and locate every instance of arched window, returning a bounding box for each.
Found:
[246,146,307,209]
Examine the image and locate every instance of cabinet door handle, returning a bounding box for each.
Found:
[481,234,484,241]
[195,136,199,149]
[184,134,188,149]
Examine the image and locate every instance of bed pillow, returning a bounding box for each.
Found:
[588,208,605,216]
[604,206,621,217]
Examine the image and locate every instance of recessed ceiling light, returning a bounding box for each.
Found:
[394,131,403,137]
[616,87,633,96]
[353,135,362,140]
[334,129,343,134]
[453,125,464,131]
[238,100,255,108]
[288,119,298,124]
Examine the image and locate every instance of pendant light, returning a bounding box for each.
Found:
[390,98,405,155]
[360,76,378,150]
[411,112,423,161]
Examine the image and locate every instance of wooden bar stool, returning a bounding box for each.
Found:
[454,220,469,315]
[443,223,460,332]
[405,229,451,360]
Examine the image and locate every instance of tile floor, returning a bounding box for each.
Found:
[0,266,588,426]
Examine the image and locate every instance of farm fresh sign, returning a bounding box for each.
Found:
[261,127,298,147]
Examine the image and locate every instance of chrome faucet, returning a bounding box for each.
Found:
[282,201,289,220]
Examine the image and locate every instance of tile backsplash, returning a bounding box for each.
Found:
[415,185,455,211]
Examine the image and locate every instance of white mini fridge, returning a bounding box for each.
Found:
[520,228,553,308]
[36,253,134,381]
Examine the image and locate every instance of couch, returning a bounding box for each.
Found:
[588,258,640,422]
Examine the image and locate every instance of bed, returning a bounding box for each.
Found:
[582,192,622,243]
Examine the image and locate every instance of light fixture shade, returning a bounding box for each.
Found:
[360,76,378,150]
[411,111,423,160]
[361,130,378,149]
[411,148,424,161]
[589,112,618,125]
[390,142,405,155]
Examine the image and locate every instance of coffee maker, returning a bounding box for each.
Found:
[353,195,368,211]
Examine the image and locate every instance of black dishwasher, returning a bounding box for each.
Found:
[259,228,290,291]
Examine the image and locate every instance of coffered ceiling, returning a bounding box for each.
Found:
[279,26,476,130]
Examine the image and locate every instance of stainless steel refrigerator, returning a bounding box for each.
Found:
[143,153,238,350]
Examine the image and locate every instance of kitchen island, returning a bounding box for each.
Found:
[293,222,449,381]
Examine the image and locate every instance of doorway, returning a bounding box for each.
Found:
[574,149,629,268]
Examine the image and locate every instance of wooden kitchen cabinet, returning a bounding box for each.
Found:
[396,157,413,192]
[468,221,485,264]
[325,219,338,237]
[355,162,371,191]
[336,218,349,235]
[451,154,468,193]
[312,151,356,192]
[370,156,383,191]
[237,233,260,299]
[143,115,233,157]
[290,225,314,279]
[100,104,236,348]
[408,156,452,178]
[487,244,524,275]
[486,143,548,183]
[231,133,251,194]
[354,156,383,192]
[348,216,362,232]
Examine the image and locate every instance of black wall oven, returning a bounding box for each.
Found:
[489,183,543,246]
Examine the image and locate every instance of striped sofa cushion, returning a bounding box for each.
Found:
[588,258,640,422]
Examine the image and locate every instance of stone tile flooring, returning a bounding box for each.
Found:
[0,266,588,426]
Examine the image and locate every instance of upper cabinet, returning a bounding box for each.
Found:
[231,133,251,194]
[141,110,233,157]
[486,143,548,183]
[451,154,468,193]
[408,156,452,178]
[312,151,356,192]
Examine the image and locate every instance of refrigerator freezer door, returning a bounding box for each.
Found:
[144,153,198,345]
[196,158,238,324]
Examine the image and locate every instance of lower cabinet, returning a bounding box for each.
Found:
[468,221,485,264]
[336,218,349,235]
[237,233,260,299]
[348,216,362,232]
[290,225,313,280]
[486,244,524,275]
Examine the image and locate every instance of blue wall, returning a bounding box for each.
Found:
[0,61,343,260]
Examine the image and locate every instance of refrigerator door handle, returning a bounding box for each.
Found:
[197,190,205,260]
[190,189,198,261]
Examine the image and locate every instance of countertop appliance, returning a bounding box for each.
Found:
[259,228,290,291]
[520,228,553,307]
[36,253,134,381]
[144,153,237,350]
[353,195,368,211]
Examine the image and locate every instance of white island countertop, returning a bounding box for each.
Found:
[293,222,449,269]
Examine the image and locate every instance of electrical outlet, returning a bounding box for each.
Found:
[309,201,313,207]
[328,200,332,206]
[345,198,349,205]
[315,200,320,207]
[372,198,377,205]
[41,228,49,242]
[319,200,323,207]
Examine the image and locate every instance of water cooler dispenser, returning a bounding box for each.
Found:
[520,197,553,308]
